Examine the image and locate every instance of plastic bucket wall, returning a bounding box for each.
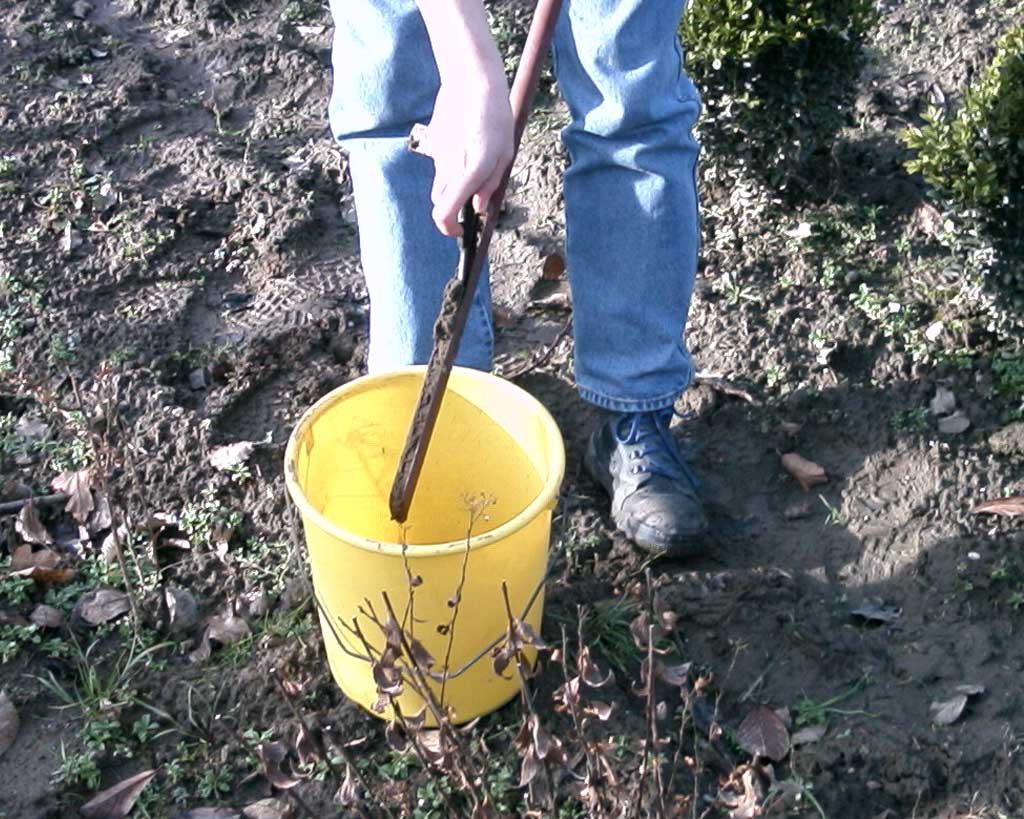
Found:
[284,366,564,724]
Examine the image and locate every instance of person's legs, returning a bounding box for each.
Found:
[553,0,707,554]
[552,0,701,411]
[328,0,493,373]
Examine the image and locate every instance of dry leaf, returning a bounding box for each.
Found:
[207,613,251,645]
[972,496,1024,517]
[930,694,968,725]
[52,468,94,523]
[10,544,76,584]
[242,799,291,819]
[780,453,828,491]
[16,501,52,545]
[295,723,319,768]
[88,493,113,534]
[930,386,956,416]
[164,587,199,635]
[541,252,566,280]
[791,723,827,746]
[335,764,360,806]
[73,588,130,626]
[736,706,790,762]
[80,769,156,818]
[930,685,984,726]
[851,599,902,624]
[176,810,241,819]
[937,410,970,435]
[30,604,64,628]
[209,441,256,472]
[778,421,802,436]
[257,741,302,789]
[0,690,19,759]
[724,764,767,819]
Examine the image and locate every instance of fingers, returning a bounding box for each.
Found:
[427,146,513,237]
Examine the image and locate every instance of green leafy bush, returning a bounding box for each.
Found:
[682,0,876,70]
[901,24,1024,221]
[680,0,876,193]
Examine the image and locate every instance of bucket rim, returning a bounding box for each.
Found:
[283,365,565,558]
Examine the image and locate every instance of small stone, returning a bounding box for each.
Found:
[188,368,208,390]
[989,421,1024,456]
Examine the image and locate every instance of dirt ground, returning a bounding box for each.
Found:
[3,0,1024,817]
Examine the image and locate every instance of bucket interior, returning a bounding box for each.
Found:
[292,371,552,547]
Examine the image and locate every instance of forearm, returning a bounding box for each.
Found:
[415,0,507,88]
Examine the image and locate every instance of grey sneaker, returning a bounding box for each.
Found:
[584,408,708,556]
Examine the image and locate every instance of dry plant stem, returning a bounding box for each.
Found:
[439,503,484,706]
[502,316,573,379]
[0,492,69,515]
[271,673,398,819]
[564,621,608,819]
[379,590,490,795]
[500,581,556,814]
[67,369,141,639]
[345,618,466,818]
[350,607,493,817]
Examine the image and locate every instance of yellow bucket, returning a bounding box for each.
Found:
[284,365,564,724]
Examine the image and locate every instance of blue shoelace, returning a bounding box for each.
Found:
[614,408,700,489]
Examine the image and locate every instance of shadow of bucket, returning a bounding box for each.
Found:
[284,365,565,725]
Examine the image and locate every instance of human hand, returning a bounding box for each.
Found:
[415,79,514,237]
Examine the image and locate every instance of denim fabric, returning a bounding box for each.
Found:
[328,0,700,411]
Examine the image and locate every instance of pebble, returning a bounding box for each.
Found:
[188,368,207,390]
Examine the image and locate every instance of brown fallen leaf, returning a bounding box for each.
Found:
[242,799,292,819]
[164,587,199,635]
[295,723,319,768]
[207,612,251,645]
[257,741,302,790]
[930,385,957,417]
[30,604,64,628]
[791,723,827,746]
[10,544,76,584]
[52,468,94,524]
[780,453,828,492]
[88,493,113,534]
[736,705,790,762]
[335,763,360,806]
[541,252,566,280]
[190,613,251,662]
[722,764,767,819]
[930,684,984,726]
[16,501,52,545]
[972,496,1024,517]
[80,769,155,818]
[73,588,131,626]
[0,689,19,759]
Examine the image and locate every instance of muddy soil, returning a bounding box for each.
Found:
[2,0,1024,817]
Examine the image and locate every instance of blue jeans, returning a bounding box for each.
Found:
[328,0,701,412]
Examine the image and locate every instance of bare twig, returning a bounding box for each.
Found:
[0,492,69,516]
[501,316,572,379]
[67,369,141,640]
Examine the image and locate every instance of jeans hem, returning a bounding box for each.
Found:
[577,383,686,413]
